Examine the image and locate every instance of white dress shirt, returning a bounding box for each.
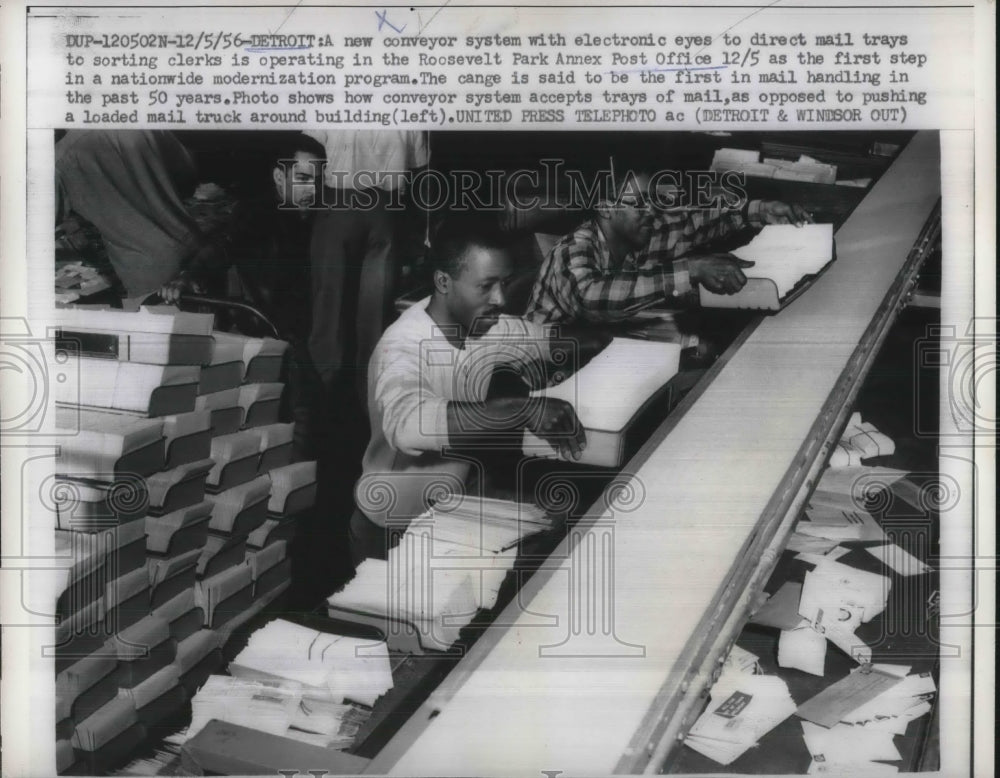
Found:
[304,129,429,191]
[357,299,551,526]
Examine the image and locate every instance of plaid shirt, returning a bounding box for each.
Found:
[525,201,765,324]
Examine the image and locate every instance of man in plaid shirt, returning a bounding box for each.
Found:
[525,171,811,325]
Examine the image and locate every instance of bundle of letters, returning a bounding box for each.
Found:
[327,497,554,652]
[186,676,371,749]
[796,664,936,774]
[173,618,393,750]
[685,437,938,769]
[683,646,934,771]
[709,456,935,771]
[51,305,317,774]
[684,645,797,765]
[827,413,895,468]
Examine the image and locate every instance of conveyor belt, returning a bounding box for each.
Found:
[366,132,942,777]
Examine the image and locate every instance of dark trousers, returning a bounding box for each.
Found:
[308,190,398,406]
[281,341,324,462]
[349,508,403,566]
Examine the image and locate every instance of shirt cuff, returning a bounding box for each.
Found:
[746,199,767,229]
[667,258,692,297]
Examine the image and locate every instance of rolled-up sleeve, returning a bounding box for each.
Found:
[561,242,680,322]
[643,206,748,264]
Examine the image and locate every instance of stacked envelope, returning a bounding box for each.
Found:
[327,497,552,652]
[327,556,477,653]
[828,413,896,467]
[801,721,902,773]
[227,619,393,711]
[838,667,936,734]
[161,410,212,469]
[50,308,303,774]
[685,671,797,765]
[186,675,370,750]
[795,664,935,773]
[211,332,288,383]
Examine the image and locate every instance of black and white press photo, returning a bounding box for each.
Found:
[0,3,992,777]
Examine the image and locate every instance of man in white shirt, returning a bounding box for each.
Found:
[350,216,593,562]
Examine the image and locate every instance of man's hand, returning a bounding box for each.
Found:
[526,397,587,461]
[688,254,756,295]
[758,200,813,226]
[447,395,586,461]
[159,270,206,305]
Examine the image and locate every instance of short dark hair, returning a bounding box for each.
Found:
[273,132,326,164]
[427,214,509,277]
[608,164,654,201]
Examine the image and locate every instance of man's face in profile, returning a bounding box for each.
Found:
[444,245,514,338]
[274,151,323,209]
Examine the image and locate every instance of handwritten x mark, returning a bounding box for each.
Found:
[376,10,406,34]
